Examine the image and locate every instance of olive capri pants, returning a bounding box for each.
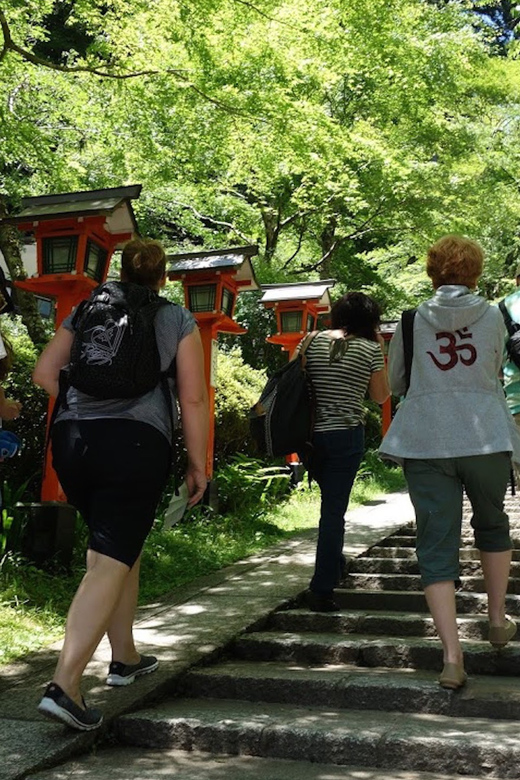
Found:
[403,453,512,588]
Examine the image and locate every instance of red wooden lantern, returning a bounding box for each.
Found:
[7,185,142,502]
[259,280,335,475]
[260,280,335,358]
[11,185,141,328]
[167,245,259,482]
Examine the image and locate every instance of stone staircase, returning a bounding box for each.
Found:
[107,497,520,779]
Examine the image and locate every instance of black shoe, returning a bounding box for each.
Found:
[38,682,103,731]
[305,591,339,612]
[106,654,158,686]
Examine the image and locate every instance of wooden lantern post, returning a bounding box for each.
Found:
[7,185,142,502]
[167,245,259,484]
[380,320,398,435]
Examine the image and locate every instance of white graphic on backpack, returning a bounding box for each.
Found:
[81,316,127,365]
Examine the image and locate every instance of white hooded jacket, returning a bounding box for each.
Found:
[380,285,520,464]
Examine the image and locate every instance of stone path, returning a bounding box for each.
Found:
[0,492,412,780]
[6,489,520,779]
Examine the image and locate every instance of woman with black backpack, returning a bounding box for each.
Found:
[33,238,208,731]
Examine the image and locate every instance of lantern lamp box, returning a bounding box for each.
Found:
[6,185,142,326]
[259,279,335,354]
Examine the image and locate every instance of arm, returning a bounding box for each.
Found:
[32,326,74,397]
[386,322,407,397]
[175,327,209,507]
[0,386,22,420]
[368,334,390,404]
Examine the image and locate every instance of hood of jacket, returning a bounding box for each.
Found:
[417,285,489,331]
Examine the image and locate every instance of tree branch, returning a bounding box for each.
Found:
[171,199,253,243]
[0,9,258,118]
[296,240,341,274]
[231,0,308,32]
[281,220,306,269]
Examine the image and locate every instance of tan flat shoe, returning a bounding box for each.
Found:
[489,617,517,649]
[439,663,467,690]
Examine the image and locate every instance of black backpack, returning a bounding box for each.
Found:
[249,332,317,459]
[499,299,520,371]
[67,281,172,399]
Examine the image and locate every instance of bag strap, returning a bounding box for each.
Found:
[401,308,417,393]
[499,299,520,337]
[298,330,319,367]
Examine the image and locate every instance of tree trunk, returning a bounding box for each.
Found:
[0,198,48,346]
[319,218,337,279]
[261,208,280,264]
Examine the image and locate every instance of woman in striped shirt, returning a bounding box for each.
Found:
[303,292,390,612]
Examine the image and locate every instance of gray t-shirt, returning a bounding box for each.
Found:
[56,302,196,444]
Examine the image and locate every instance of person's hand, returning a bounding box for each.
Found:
[0,399,22,421]
[185,465,208,507]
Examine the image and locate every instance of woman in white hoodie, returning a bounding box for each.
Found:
[380,235,519,690]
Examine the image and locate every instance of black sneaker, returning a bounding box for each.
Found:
[106,654,158,686]
[38,682,103,731]
[305,590,339,612]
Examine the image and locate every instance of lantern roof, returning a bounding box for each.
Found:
[260,279,335,306]
[5,185,142,236]
[167,245,259,291]
[380,320,398,336]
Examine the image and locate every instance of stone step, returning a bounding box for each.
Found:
[30,747,488,780]
[114,697,520,778]
[231,630,520,675]
[183,659,520,720]
[375,534,417,547]
[311,588,520,614]
[343,573,520,593]
[366,546,520,561]
[374,534,520,549]
[268,609,510,641]
[349,558,520,576]
[366,540,520,560]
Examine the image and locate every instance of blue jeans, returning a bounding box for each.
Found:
[310,425,364,594]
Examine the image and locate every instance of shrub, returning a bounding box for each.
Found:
[214,346,266,462]
[214,454,291,515]
[0,317,47,501]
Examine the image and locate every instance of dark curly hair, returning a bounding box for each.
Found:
[330,292,381,341]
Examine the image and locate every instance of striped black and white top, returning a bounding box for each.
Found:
[304,331,385,432]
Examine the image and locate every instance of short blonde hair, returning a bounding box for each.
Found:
[426,235,483,289]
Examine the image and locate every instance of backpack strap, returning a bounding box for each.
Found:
[499,299,520,337]
[401,308,417,393]
[298,330,319,367]
[498,300,520,498]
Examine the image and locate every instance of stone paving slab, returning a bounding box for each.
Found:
[114,697,520,776]
[29,747,488,780]
[0,720,92,780]
[183,658,520,719]
[0,491,414,780]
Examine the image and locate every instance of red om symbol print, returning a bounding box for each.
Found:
[427,327,477,370]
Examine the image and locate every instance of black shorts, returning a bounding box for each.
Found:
[51,419,170,567]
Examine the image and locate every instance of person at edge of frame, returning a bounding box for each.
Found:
[499,260,520,484]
